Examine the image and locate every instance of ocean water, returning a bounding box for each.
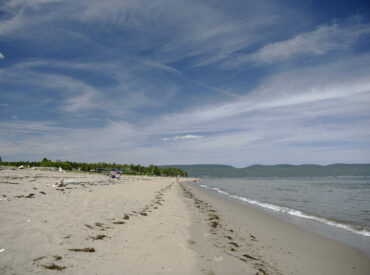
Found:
[198,177,370,257]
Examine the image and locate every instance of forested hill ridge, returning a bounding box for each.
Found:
[160,164,370,178]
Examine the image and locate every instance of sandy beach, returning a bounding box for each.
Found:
[0,168,369,274]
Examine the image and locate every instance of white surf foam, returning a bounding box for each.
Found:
[199,184,370,237]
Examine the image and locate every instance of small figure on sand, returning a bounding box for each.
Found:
[111,171,120,179]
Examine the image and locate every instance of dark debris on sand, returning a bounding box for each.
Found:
[91,234,106,240]
[14,193,35,198]
[69,247,95,252]
[243,254,258,260]
[112,221,125,224]
[42,263,66,271]
[54,255,63,261]
[180,182,281,275]
[33,256,46,262]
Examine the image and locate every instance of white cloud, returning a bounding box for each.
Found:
[0,10,23,36]
[0,121,70,133]
[5,69,103,113]
[161,135,203,141]
[2,84,369,165]
[0,119,138,159]
[0,52,4,59]
[0,59,177,116]
[138,54,370,164]
[61,83,99,113]
[0,0,61,36]
[173,135,203,140]
[0,0,288,67]
[161,54,370,129]
[226,19,370,67]
[1,1,369,165]
[2,0,367,71]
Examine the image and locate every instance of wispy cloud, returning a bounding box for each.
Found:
[0,52,4,59]
[0,0,287,66]
[3,53,368,164]
[1,1,369,165]
[160,135,204,142]
[225,17,370,67]
[0,58,179,119]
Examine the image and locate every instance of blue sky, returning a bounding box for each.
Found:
[1,0,370,167]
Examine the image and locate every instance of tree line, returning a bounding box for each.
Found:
[0,157,187,177]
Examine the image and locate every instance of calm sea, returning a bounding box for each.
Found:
[198,177,370,257]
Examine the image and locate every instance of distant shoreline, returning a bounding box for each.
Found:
[161,164,370,177]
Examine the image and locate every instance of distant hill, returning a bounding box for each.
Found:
[159,164,370,178]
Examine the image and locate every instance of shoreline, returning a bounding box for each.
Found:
[184,181,370,274]
[196,181,370,258]
[0,169,369,274]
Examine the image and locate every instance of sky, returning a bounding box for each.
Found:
[1,0,370,167]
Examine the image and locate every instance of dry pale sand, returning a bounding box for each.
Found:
[0,168,198,274]
[0,168,369,275]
